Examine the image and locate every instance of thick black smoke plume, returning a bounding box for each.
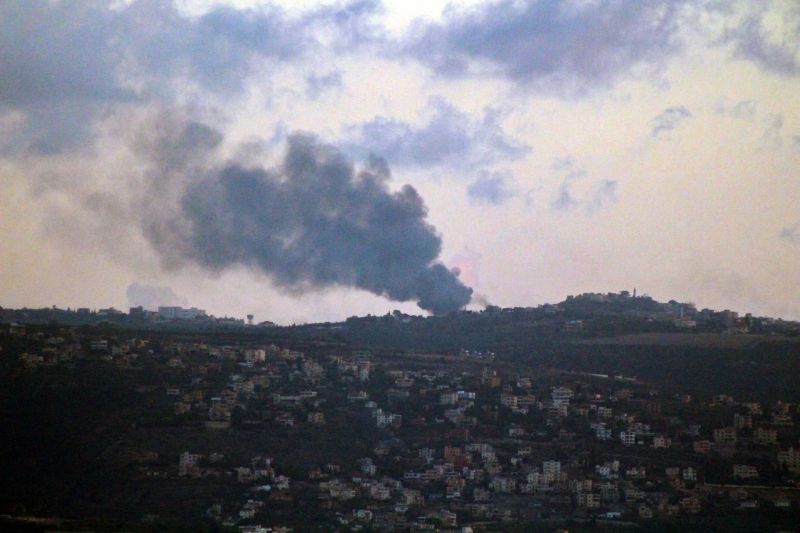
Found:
[149,131,472,314]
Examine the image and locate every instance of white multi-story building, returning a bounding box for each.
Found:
[592,422,613,440]
[714,427,737,445]
[733,464,759,479]
[376,413,401,428]
[358,360,371,381]
[778,448,800,473]
[552,387,574,405]
[440,391,459,405]
[620,430,636,446]
[543,460,561,478]
[179,451,201,477]
[652,435,671,449]
[158,306,207,320]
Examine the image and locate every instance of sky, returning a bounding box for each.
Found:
[1,0,799,324]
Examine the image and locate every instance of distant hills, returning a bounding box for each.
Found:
[2,291,799,339]
[3,290,800,403]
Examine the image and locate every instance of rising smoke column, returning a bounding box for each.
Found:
[148,130,472,314]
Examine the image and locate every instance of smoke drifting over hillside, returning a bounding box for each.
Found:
[141,125,472,314]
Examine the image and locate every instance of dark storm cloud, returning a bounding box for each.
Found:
[133,117,224,174]
[139,128,472,314]
[0,0,470,314]
[0,0,377,154]
[0,1,130,153]
[550,158,616,213]
[724,10,800,76]
[651,106,692,136]
[403,0,684,92]
[305,71,344,99]
[468,171,515,205]
[122,1,311,95]
[303,0,386,50]
[0,2,123,108]
[344,99,530,167]
[129,114,228,267]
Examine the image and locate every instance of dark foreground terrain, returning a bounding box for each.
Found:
[2,295,800,531]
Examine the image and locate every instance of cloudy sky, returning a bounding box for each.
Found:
[1,0,799,323]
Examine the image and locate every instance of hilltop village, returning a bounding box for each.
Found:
[3,298,800,531]
[4,290,800,335]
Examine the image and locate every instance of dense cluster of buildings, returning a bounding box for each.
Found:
[4,321,800,531]
[556,291,790,334]
[0,304,252,327]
